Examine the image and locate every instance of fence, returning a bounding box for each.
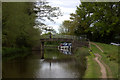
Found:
[41,34,87,41]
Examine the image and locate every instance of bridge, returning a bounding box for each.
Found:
[40,38,73,42]
[40,35,89,59]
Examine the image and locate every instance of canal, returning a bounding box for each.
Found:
[2,48,88,78]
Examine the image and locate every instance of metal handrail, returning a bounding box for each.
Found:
[40,35,87,41]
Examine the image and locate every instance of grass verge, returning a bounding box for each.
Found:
[74,47,101,78]
[91,42,119,78]
[83,55,101,78]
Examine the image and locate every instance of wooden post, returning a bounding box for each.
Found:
[41,42,44,59]
[49,32,52,39]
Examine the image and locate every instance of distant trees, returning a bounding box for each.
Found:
[59,2,120,43]
[59,20,72,35]
[2,2,61,48]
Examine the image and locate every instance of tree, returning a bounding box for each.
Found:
[60,2,120,43]
[58,20,72,34]
[2,1,61,48]
[2,2,40,48]
[34,1,62,27]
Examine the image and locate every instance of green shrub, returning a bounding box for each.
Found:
[2,47,31,59]
[103,52,108,54]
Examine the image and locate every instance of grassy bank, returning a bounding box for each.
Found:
[2,47,31,60]
[75,47,102,78]
[74,47,89,65]
[74,47,90,77]
[80,44,102,78]
[83,42,119,78]
[92,42,119,78]
[83,55,101,78]
[73,47,101,78]
[95,42,119,62]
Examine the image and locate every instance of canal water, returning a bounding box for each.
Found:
[2,48,87,78]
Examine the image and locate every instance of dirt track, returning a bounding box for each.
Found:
[94,53,107,78]
[90,42,104,52]
[91,42,113,78]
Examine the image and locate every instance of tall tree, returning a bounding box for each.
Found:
[2,2,62,48]
[2,2,40,48]
[34,1,62,28]
[60,2,120,43]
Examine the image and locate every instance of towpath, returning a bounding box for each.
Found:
[90,42,113,78]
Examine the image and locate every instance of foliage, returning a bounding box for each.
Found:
[2,2,61,49]
[59,2,120,43]
[2,47,30,60]
[34,1,62,29]
[58,20,72,35]
[2,2,40,48]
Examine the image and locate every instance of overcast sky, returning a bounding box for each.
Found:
[43,0,81,33]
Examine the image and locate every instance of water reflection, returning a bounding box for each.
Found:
[59,49,72,55]
[36,59,81,78]
[3,49,86,78]
[58,42,72,55]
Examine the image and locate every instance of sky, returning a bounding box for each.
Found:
[43,0,81,33]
